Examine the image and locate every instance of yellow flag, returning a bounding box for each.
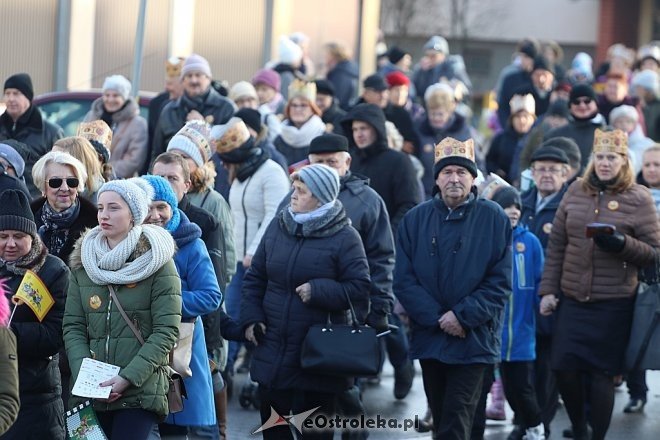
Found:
[12,270,54,322]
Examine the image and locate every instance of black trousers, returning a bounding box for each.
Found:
[258,386,337,440]
[471,364,495,440]
[626,369,648,400]
[535,335,559,431]
[419,359,487,440]
[501,361,542,429]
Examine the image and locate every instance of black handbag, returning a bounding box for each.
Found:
[624,281,660,371]
[300,292,381,377]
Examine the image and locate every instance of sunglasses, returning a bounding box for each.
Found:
[48,177,79,189]
[571,97,593,106]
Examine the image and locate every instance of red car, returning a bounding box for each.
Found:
[33,89,155,136]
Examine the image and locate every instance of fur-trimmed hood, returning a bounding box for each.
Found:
[69,227,153,270]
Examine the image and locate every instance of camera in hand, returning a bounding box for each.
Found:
[585,222,616,238]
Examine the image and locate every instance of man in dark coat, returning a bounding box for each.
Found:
[544,83,606,168]
[394,137,511,439]
[341,103,421,232]
[0,73,63,198]
[519,144,571,439]
[412,35,472,100]
[151,54,236,164]
[354,74,421,155]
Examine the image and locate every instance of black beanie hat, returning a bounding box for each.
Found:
[533,56,555,75]
[309,133,349,154]
[315,79,335,97]
[0,189,37,237]
[4,73,34,102]
[491,186,522,210]
[235,108,262,134]
[388,46,407,65]
[569,83,596,104]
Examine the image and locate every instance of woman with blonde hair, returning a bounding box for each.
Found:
[539,128,660,440]
[30,151,98,265]
[52,136,105,203]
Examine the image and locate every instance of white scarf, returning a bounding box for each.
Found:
[279,115,326,147]
[289,201,335,224]
[81,224,175,286]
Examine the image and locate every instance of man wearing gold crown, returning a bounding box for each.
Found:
[394,137,512,439]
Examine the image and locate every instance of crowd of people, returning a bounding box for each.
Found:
[0,31,659,440]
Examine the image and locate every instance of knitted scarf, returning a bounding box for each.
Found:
[0,234,48,276]
[236,148,270,182]
[279,116,325,147]
[81,224,175,285]
[280,200,349,238]
[38,199,81,257]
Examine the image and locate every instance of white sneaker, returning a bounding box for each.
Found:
[523,423,546,440]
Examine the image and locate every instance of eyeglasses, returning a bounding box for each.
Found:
[571,97,593,106]
[48,177,79,189]
[532,167,563,175]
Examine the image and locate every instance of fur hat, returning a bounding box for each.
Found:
[592,128,628,156]
[510,93,536,116]
[4,73,33,101]
[433,137,477,178]
[102,75,132,100]
[141,175,181,232]
[229,81,258,102]
[167,121,213,167]
[252,68,281,92]
[98,178,154,225]
[0,189,37,238]
[296,164,340,205]
[181,53,212,78]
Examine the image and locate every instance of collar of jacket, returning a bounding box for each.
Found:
[433,188,477,220]
[0,104,43,133]
[521,183,568,212]
[340,171,370,194]
[178,194,192,211]
[90,97,138,123]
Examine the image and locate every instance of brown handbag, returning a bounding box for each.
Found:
[108,285,186,413]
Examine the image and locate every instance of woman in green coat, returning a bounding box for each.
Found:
[63,178,182,440]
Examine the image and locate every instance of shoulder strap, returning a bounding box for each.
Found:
[108,285,145,345]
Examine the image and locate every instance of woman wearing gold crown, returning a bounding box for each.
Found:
[273,80,326,166]
[539,128,660,440]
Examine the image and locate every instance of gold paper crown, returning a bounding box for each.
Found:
[178,121,213,162]
[77,120,113,149]
[166,56,185,78]
[288,79,316,103]
[211,118,251,154]
[434,137,475,164]
[509,94,536,116]
[592,128,628,155]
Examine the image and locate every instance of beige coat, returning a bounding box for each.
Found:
[0,328,19,435]
[84,97,148,178]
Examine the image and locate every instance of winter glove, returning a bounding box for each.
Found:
[593,230,626,253]
[365,311,390,333]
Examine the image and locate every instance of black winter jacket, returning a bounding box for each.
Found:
[2,252,69,404]
[31,196,99,267]
[0,106,63,198]
[327,60,359,111]
[341,104,421,232]
[241,202,370,393]
[544,115,606,168]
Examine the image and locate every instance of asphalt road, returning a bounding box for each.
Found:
[226,364,660,439]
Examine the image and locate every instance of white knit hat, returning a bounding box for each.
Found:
[102,75,132,100]
[181,53,212,78]
[229,81,258,102]
[166,120,213,167]
[98,178,154,225]
[278,36,303,65]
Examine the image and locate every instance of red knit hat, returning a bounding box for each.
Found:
[385,71,410,88]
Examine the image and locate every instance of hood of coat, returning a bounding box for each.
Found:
[340,103,388,153]
[89,96,139,123]
[69,227,153,270]
[171,210,201,248]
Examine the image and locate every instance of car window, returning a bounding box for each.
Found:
[38,99,92,137]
